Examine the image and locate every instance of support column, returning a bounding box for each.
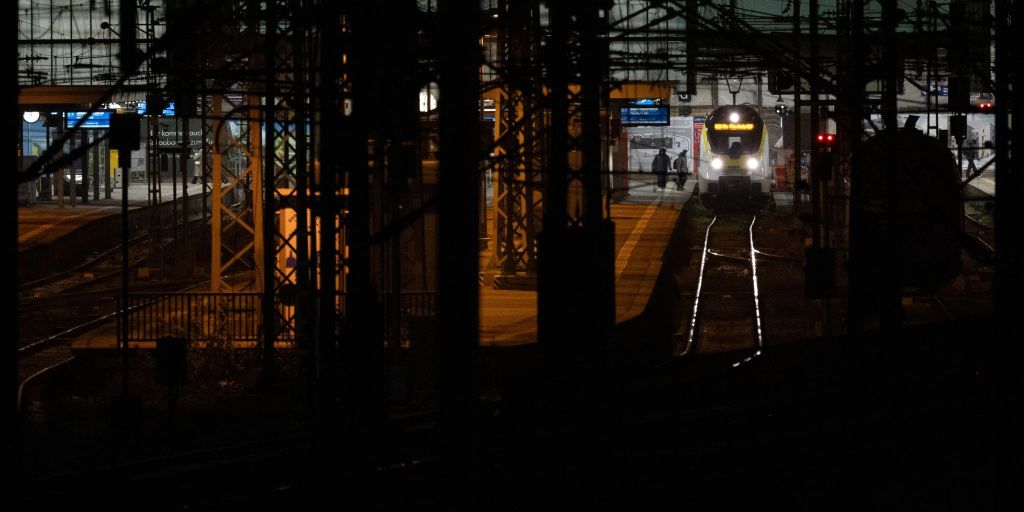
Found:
[793,0,802,216]
[259,4,278,385]
[880,0,902,328]
[809,0,820,246]
[538,0,614,394]
[993,0,1021,507]
[492,0,543,285]
[437,0,481,507]
[846,0,867,333]
[536,4,616,505]
[6,0,18,486]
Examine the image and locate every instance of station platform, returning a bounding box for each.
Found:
[18,205,123,250]
[18,180,200,252]
[65,176,691,352]
[480,176,690,346]
[963,155,995,196]
[18,182,207,282]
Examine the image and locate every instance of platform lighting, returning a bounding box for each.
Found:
[23,111,40,123]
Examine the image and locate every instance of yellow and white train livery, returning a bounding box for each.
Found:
[697,105,771,203]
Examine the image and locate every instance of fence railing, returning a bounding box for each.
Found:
[118,291,438,344]
[118,292,264,343]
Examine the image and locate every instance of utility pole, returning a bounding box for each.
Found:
[110,113,141,411]
[259,3,278,387]
[846,0,867,334]
[793,0,802,217]
[7,0,19,492]
[993,0,1021,507]
[810,0,820,247]
[437,1,481,508]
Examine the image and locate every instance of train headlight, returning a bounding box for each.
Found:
[746,157,759,170]
[711,157,724,170]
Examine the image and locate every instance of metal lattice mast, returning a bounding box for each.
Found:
[492,0,544,283]
[539,0,615,362]
[208,92,264,295]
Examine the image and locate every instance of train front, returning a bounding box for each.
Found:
[698,105,770,201]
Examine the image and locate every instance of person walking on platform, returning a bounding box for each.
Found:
[651,147,671,191]
[191,150,202,184]
[965,138,979,175]
[673,149,689,190]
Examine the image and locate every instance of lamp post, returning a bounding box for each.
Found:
[110,113,141,399]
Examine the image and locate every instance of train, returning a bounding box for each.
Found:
[697,105,771,205]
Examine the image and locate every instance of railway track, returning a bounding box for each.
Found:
[17,278,212,413]
[19,233,147,295]
[964,213,994,253]
[18,218,209,344]
[16,218,214,409]
[19,217,207,300]
[682,214,764,357]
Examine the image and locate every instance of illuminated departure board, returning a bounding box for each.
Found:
[620,106,670,126]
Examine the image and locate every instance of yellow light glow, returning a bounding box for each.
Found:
[713,123,755,131]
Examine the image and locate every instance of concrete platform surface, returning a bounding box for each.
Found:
[69,176,690,351]
[18,180,199,251]
[480,176,690,346]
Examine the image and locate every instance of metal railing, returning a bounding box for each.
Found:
[118,292,265,343]
[393,291,438,318]
[119,291,438,344]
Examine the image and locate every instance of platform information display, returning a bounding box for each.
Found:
[137,101,176,116]
[621,106,670,126]
[65,111,110,129]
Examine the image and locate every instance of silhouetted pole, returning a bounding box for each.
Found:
[180,118,189,229]
[7,0,19,495]
[437,1,481,508]
[879,0,902,329]
[846,0,867,333]
[792,0,802,217]
[580,1,615,363]
[809,0,820,247]
[993,0,1021,507]
[289,0,311,417]
[110,113,141,401]
[316,0,341,473]
[685,0,698,110]
[121,157,131,396]
[80,130,90,204]
[259,2,278,386]
[539,0,568,352]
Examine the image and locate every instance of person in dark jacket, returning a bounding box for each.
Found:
[651,147,671,190]
[673,149,689,190]
[965,138,978,174]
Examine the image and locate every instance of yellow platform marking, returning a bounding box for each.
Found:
[18,209,100,244]
[615,198,660,282]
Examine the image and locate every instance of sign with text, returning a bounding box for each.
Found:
[692,116,705,173]
[145,118,211,150]
[621,106,670,126]
[65,111,110,129]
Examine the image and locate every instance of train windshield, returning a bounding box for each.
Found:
[705,106,763,154]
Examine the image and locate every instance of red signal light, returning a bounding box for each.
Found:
[978,102,992,110]
[817,134,824,142]
[826,134,834,142]
[817,133,835,145]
